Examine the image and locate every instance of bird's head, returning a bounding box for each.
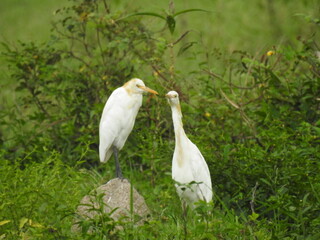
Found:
[166,90,183,117]
[124,78,158,95]
[166,91,180,106]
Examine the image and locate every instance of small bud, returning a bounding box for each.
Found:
[267,50,275,56]
[204,112,211,117]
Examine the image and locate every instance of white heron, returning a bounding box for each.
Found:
[99,78,158,178]
[166,91,212,209]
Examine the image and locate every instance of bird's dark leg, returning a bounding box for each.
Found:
[113,146,123,179]
[182,201,188,240]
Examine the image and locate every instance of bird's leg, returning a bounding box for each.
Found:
[113,146,123,179]
[182,201,188,240]
[182,201,188,219]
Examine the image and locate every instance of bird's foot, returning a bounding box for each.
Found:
[116,170,124,179]
[116,175,128,183]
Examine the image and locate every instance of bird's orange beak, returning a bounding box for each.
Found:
[138,85,158,95]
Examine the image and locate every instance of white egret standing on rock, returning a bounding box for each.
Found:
[166,91,212,210]
[99,78,158,178]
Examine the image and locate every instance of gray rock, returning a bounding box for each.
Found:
[72,178,150,232]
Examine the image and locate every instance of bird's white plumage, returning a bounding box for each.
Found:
[99,78,157,163]
[99,87,141,162]
[166,91,212,208]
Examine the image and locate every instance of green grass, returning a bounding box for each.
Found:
[1,0,318,49]
[0,150,273,239]
[0,0,67,42]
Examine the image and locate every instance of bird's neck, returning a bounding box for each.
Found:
[171,104,187,167]
[171,104,184,134]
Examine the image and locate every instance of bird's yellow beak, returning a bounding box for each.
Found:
[138,85,158,95]
[165,93,172,98]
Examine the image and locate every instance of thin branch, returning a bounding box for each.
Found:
[43,117,73,129]
[26,117,73,144]
[66,51,94,72]
[220,88,240,109]
[271,54,282,70]
[80,22,92,57]
[130,44,171,85]
[95,23,106,66]
[170,31,190,46]
[242,94,263,106]
[220,88,261,143]
[244,47,266,88]
[204,69,258,89]
[250,182,259,214]
[52,24,82,44]
[151,65,171,89]
[25,66,50,117]
[102,0,110,14]
[33,94,50,117]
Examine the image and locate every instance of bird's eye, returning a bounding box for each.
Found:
[174,95,177,98]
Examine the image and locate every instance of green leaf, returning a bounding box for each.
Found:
[177,41,197,56]
[166,15,176,34]
[0,220,10,226]
[30,222,45,228]
[19,217,29,229]
[173,8,209,17]
[249,212,259,221]
[260,178,271,186]
[124,12,166,20]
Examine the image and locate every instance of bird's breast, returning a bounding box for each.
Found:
[127,95,142,109]
[173,131,189,168]
[112,94,142,149]
[172,155,193,182]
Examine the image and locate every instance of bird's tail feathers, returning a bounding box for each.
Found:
[100,147,113,163]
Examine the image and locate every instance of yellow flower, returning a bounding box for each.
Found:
[79,66,86,72]
[204,112,211,117]
[267,50,275,56]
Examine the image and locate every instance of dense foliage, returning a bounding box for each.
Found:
[1,0,319,239]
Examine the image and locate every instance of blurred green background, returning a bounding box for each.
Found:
[1,0,318,48]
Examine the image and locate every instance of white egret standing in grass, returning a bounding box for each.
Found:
[166,91,212,209]
[99,78,158,178]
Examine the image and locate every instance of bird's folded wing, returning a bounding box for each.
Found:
[99,88,126,162]
[100,88,125,123]
[189,142,212,201]
[99,118,117,162]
